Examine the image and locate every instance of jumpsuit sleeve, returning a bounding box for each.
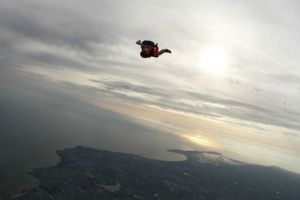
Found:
[153,47,159,57]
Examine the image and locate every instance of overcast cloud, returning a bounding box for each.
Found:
[1,0,300,135]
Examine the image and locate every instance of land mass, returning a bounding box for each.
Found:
[10,146,300,200]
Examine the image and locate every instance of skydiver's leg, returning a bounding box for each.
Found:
[142,40,155,47]
[136,40,142,46]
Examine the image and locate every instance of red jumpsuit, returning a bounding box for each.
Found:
[140,46,159,58]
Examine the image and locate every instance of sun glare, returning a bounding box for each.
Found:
[182,134,219,149]
[198,47,229,75]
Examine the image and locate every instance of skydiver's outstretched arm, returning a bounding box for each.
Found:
[159,49,171,55]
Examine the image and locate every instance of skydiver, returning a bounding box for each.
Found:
[136,40,171,58]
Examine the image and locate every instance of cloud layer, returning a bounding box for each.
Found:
[1,0,300,135]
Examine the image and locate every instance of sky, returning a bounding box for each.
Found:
[1,0,300,174]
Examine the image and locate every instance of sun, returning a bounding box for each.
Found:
[198,47,229,75]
